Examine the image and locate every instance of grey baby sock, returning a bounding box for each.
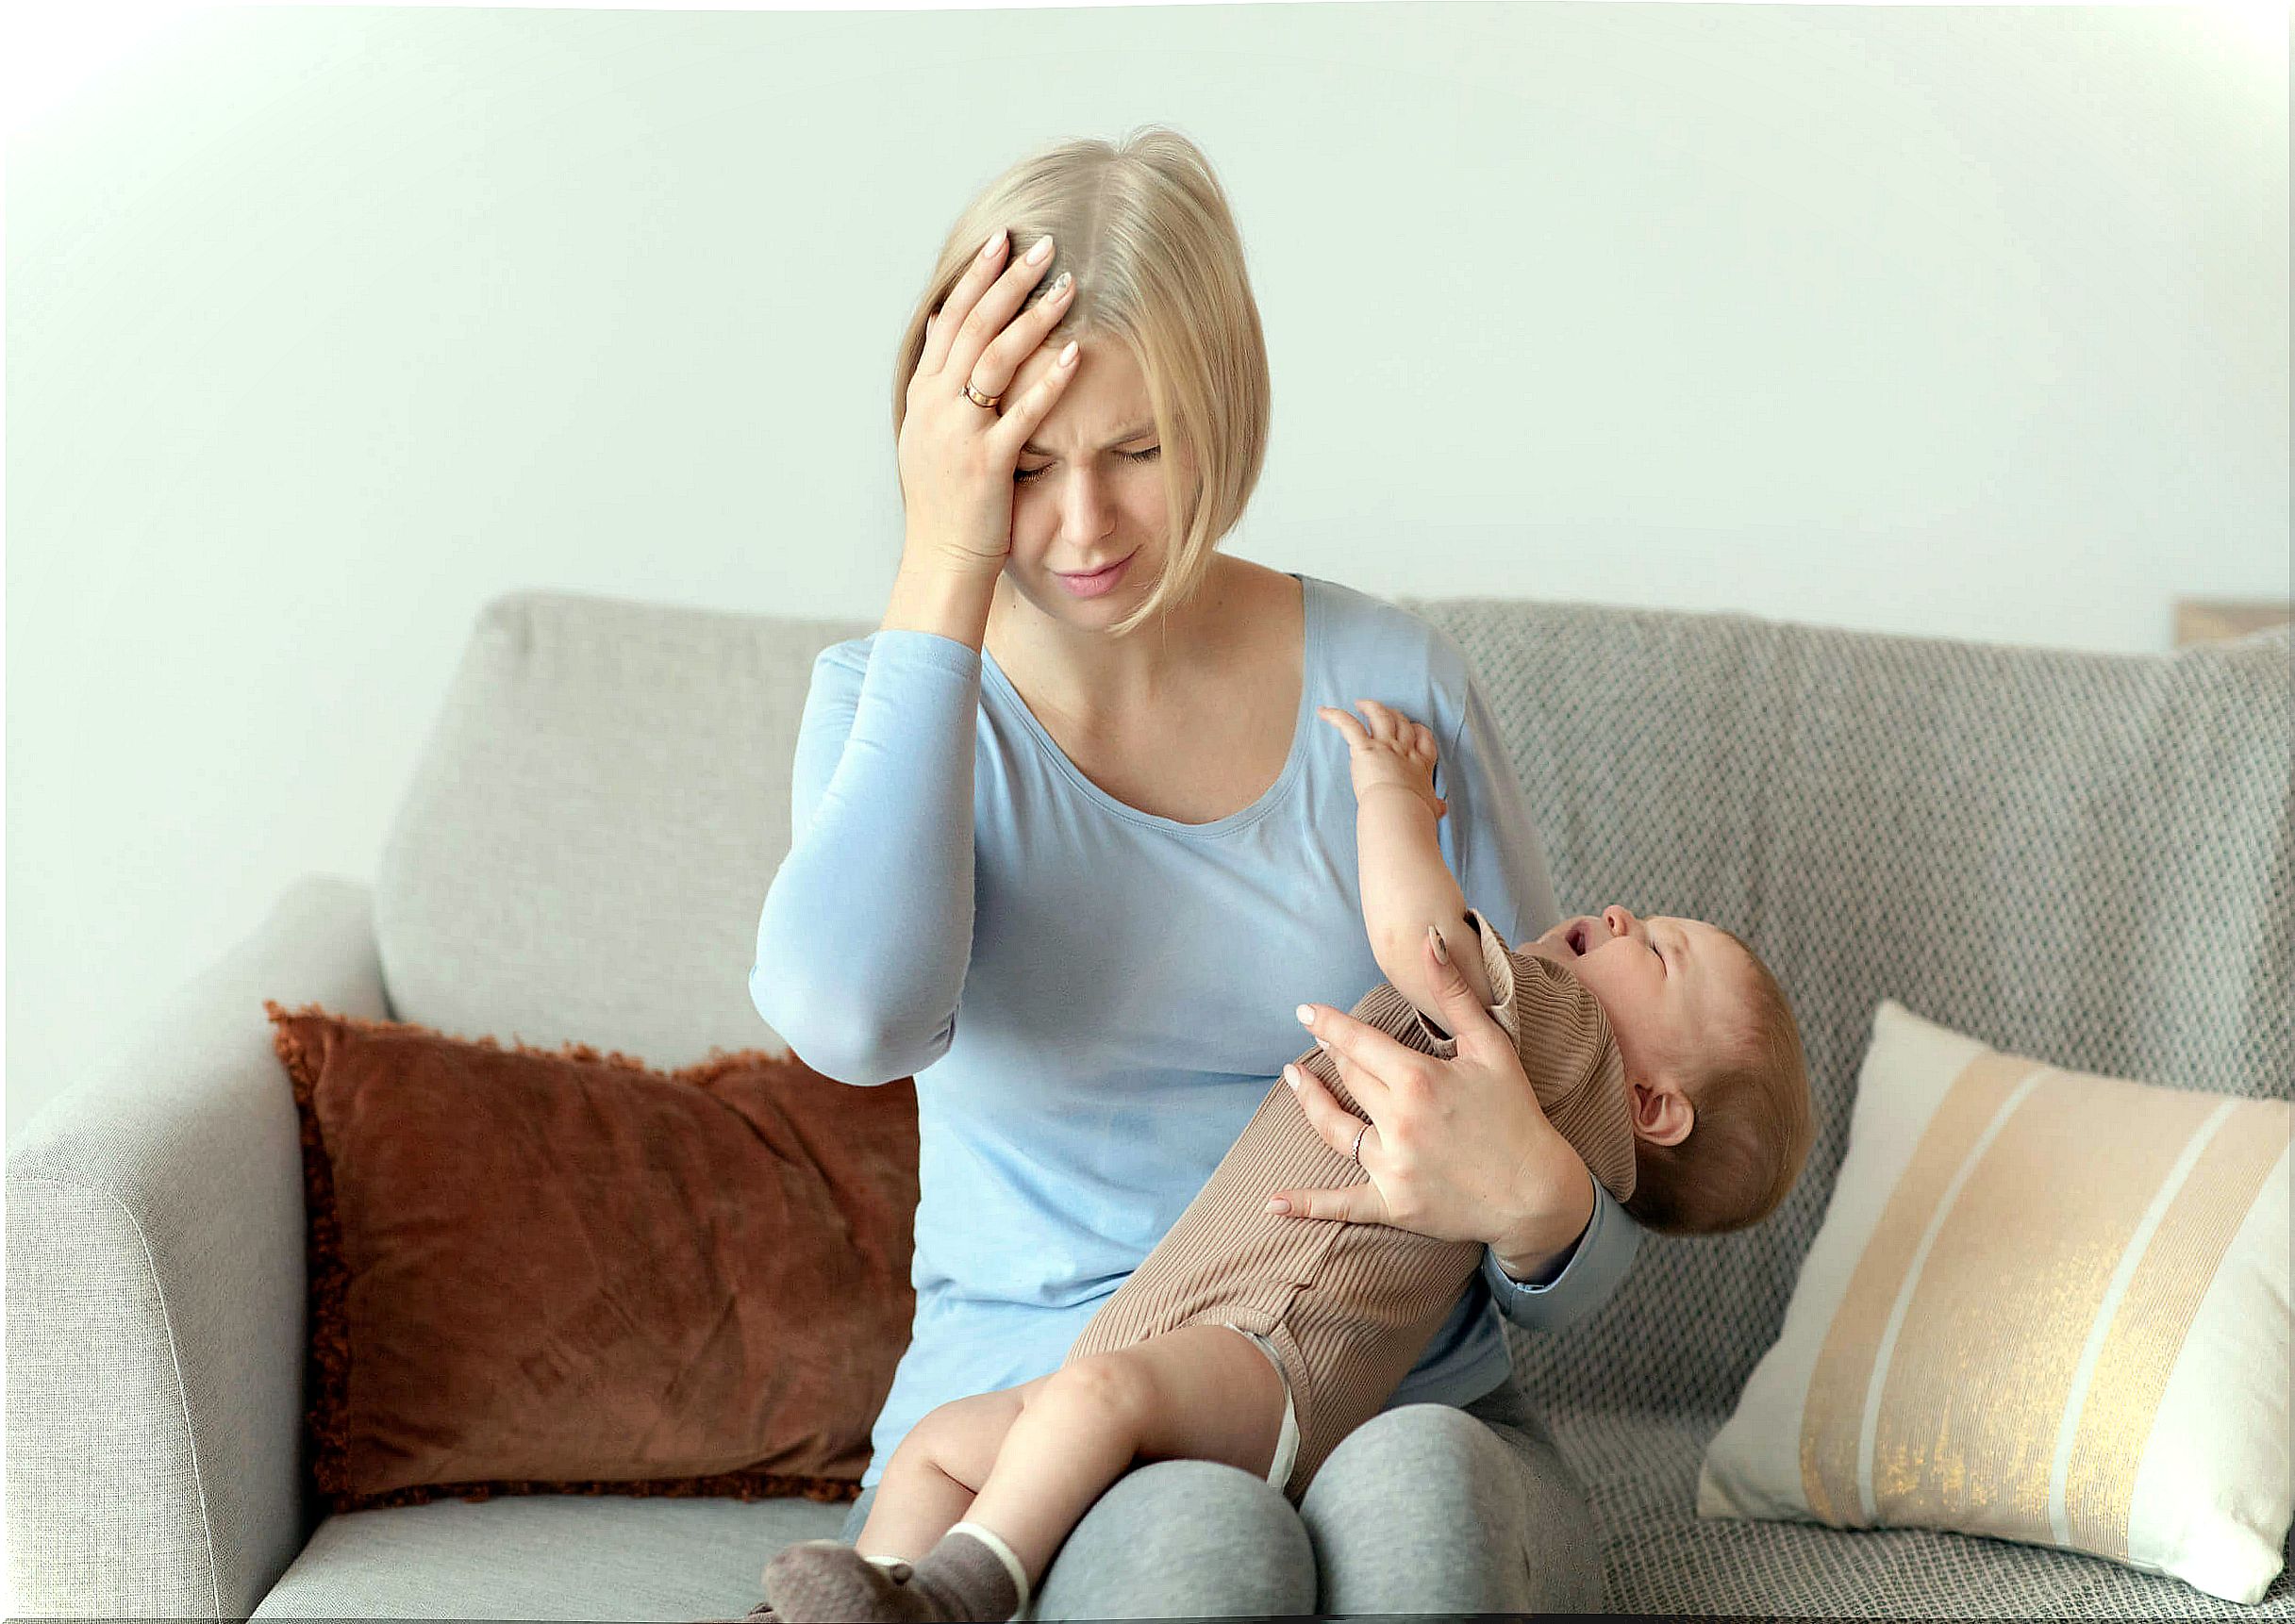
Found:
[905,1521,1027,1622]
[764,1526,1025,1623]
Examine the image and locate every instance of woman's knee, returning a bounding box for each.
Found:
[1028,1457,1316,1621]
[1299,1401,1603,1614]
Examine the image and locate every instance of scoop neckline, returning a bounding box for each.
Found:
[979,572,1323,838]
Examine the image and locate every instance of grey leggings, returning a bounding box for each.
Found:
[837,1374,1605,1616]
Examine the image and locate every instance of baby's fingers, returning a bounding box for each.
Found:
[1316,704,1372,748]
[1351,697,1405,742]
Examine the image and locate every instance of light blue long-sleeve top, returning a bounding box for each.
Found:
[751,572,1642,1491]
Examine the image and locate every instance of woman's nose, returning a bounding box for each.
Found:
[1603,905,1639,938]
[1060,473,1117,528]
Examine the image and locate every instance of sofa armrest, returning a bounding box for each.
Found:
[6,874,387,1619]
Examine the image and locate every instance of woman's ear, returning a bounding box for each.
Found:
[1629,1079,1695,1147]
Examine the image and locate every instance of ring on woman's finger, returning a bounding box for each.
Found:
[961,380,1002,409]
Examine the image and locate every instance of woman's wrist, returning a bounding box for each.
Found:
[1489,1150,1597,1282]
[882,557,998,646]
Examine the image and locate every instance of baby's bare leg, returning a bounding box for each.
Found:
[856,1384,1037,1560]
[967,1322,1289,1586]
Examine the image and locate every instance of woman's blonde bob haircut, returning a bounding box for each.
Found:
[890,125,1272,639]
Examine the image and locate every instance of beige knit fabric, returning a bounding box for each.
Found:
[1065,908,1631,1501]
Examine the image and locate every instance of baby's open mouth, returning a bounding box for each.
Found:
[1565,920,1591,956]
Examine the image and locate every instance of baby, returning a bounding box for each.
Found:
[757,700,1815,1624]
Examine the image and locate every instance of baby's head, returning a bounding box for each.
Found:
[1526,907,1813,1236]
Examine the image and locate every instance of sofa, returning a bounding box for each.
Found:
[9,585,2289,1620]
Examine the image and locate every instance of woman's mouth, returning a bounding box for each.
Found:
[1056,549,1137,599]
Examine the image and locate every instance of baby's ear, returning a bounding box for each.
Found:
[1630,1081,1696,1147]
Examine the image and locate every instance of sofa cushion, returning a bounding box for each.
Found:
[1698,999,2289,1603]
[247,1489,846,1621]
[244,1403,2295,1622]
[266,1000,917,1514]
[1543,1404,2295,1618]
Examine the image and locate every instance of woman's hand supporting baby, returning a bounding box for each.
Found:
[1269,699,1597,1283]
[1270,931,1601,1282]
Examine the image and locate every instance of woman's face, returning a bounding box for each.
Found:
[999,338,1176,629]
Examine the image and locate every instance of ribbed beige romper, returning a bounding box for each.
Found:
[1062,908,1637,1503]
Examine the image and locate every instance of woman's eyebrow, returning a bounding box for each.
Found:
[1023,422,1156,456]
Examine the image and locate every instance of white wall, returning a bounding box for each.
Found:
[6,1,2286,1137]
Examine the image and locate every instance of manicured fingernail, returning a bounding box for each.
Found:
[1295,1004,1314,1024]
[1427,925,1450,965]
[1266,1198,1290,1214]
[980,228,1006,260]
[1284,1065,1300,1086]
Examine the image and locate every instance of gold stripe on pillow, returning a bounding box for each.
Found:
[1801,1051,2287,1555]
[2062,1100,2286,1557]
[1800,1050,2043,1525]
[1868,1071,2226,1538]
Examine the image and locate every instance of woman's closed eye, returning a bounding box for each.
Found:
[1015,446,1161,484]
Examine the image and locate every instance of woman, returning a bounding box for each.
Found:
[750,125,1639,1616]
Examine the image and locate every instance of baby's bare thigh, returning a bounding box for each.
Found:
[1065,1323,1288,1479]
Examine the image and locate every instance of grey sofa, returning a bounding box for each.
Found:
[9,586,2289,1620]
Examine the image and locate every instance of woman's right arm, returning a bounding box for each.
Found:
[747,612,985,1085]
[753,215,1083,1078]
[751,216,1087,1083]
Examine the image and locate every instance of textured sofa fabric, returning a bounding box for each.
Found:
[1415,600,2292,1406]
[1416,598,2294,1616]
[8,587,2287,1620]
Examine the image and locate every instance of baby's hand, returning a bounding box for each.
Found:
[1318,700,1448,820]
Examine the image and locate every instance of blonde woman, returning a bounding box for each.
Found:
[747,126,1638,1617]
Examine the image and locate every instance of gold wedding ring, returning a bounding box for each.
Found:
[961,381,1002,410]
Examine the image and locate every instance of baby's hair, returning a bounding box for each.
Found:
[1622,929,1813,1237]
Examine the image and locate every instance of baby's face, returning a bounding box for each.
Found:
[1524,906,1755,1095]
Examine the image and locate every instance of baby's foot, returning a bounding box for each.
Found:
[766,1533,1017,1623]
[763,1542,907,1623]
[685,1599,780,1624]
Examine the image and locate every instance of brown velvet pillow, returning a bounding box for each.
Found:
[264,1000,918,1516]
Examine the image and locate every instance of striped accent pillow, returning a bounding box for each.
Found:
[1697,999,2290,1605]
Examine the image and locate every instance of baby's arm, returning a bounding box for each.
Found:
[1316,701,1498,1021]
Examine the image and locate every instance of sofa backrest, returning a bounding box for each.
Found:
[377,590,870,1067]
[1408,596,2292,1417]
[380,588,2290,1419]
